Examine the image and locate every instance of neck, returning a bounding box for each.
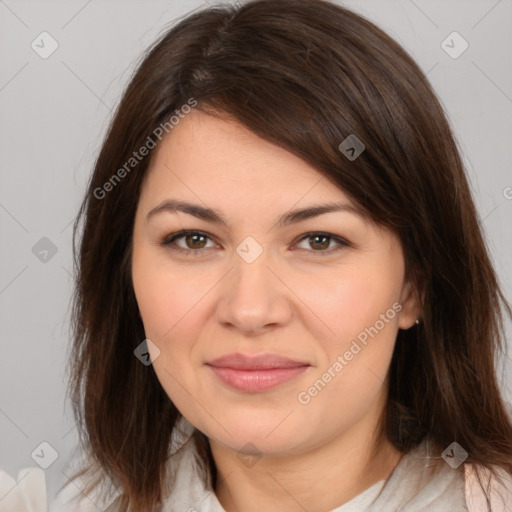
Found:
[210,412,403,512]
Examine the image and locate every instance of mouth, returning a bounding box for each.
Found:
[205,353,311,392]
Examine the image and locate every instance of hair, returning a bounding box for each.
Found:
[64,0,512,510]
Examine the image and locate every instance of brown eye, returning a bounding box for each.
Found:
[184,233,207,249]
[294,232,350,254]
[160,230,217,255]
[308,234,330,250]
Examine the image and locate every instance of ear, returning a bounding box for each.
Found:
[397,279,422,330]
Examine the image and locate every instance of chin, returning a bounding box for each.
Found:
[203,412,314,455]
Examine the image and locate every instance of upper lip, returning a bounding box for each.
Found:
[206,353,310,370]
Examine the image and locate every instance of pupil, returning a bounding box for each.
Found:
[187,234,206,248]
[311,235,329,250]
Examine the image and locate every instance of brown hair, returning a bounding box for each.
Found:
[65,0,512,510]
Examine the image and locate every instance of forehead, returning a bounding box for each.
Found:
[141,109,355,209]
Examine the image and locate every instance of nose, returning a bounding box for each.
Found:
[215,250,292,335]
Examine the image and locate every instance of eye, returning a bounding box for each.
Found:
[160,230,218,255]
[294,232,350,253]
[160,230,350,257]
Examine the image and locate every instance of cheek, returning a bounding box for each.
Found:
[296,264,401,396]
[132,254,208,413]
[132,249,212,339]
[291,263,400,343]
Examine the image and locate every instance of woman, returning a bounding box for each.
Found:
[5,0,511,510]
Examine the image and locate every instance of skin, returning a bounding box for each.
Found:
[131,109,420,512]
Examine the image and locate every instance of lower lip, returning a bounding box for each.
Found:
[207,365,309,392]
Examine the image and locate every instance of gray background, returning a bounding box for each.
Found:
[1,0,511,505]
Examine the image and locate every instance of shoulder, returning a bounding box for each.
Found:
[48,461,119,512]
[48,480,119,512]
[50,417,201,512]
[464,462,512,512]
[49,481,121,512]
[0,467,47,512]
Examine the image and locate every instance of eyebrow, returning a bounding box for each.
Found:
[146,199,366,229]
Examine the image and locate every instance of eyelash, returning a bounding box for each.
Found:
[159,230,350,257]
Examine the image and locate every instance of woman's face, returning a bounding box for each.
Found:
[132,109,419,457]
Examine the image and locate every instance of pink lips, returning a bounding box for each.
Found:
[206,353,310,392]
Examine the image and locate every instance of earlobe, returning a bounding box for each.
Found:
[397,280,423,330]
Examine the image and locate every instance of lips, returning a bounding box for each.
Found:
[205,353,310,392]
[206,353,310,370]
